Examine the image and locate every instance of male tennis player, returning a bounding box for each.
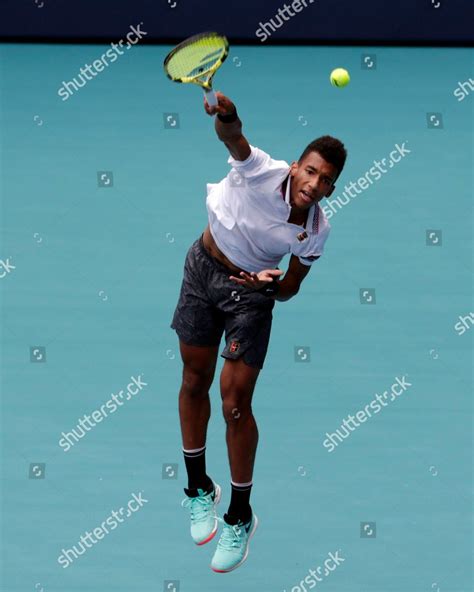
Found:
[171,91,347,573]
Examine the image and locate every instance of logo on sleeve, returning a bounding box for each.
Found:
[296,230,308,242]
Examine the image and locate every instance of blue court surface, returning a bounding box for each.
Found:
[0,43,472,591]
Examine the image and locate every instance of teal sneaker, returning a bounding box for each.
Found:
[210,512,258,573]
[181,481,221,545]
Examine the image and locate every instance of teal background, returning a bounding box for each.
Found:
[0,43,473,591]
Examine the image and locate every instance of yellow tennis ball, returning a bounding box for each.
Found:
[330,68,350,88]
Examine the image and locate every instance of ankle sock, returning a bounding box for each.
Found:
[183,445,213,491]
[226,480,253,524]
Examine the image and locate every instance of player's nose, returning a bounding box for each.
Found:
[308,179,321,194]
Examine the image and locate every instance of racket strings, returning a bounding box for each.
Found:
[165,34,228,82]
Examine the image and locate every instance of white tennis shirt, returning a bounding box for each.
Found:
[205,144,331,272]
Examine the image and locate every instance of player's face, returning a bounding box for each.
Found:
[289,152,338,209]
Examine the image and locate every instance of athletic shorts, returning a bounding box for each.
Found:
[170,233,276,369]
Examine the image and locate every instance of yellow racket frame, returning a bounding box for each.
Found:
[163,32,229,106]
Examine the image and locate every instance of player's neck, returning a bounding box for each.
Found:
[288,208,308,226]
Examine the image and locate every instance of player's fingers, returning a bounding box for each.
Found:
[212,105,227,116]
[204,97,221,115]
[240,271,256,282]
[267,270,284,278]
[216,91,233,109]
[214,92,234,113]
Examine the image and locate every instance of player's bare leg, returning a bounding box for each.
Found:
[178,340,219,452]
[179,340,222,546]
[220,357,261,520]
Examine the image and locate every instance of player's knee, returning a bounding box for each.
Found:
[221,393,253,423]
[181,367,213,398]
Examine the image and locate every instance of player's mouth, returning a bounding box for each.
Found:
[299,190,313,204]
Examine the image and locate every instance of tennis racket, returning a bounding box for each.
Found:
[163,31,229,107]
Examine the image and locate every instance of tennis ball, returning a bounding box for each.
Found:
[330,68,350,88]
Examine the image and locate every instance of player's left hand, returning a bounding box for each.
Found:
[229,269,284,291]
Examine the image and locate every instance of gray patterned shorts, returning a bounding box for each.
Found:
[170,234,276,369]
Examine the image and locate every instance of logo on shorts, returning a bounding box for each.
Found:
[296,231,308,242]
[229,340,240,353]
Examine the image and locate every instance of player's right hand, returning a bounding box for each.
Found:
[204,91,236,117]
[229,269,285,291]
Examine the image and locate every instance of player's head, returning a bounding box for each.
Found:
[289,136,347,209]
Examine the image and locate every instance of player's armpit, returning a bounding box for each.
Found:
[223,135,251,162]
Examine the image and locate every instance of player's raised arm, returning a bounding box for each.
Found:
[204,91,251,161]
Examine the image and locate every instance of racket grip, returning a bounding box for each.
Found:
[204,89,218,108]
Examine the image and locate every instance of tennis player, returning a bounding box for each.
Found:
[171,91,347,573]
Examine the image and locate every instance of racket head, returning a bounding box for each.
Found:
[163,31,229,90]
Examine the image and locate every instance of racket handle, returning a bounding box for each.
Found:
[204,89,218,107]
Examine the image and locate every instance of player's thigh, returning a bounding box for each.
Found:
[179,339,220,395]
[219,357,261,418]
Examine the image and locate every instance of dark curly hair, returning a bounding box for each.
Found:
[298,135,347,181]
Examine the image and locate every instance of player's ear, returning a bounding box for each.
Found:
[289,161,298,175]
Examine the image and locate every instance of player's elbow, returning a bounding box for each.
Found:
[223,135,251,162]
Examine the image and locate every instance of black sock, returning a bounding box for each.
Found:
[183,446,213,492]
[226,481,252,524]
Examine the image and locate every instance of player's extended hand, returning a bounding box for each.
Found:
[229,269,284,291]
[204,91,236,117]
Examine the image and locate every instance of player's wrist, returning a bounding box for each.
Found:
[256,277,281,297]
